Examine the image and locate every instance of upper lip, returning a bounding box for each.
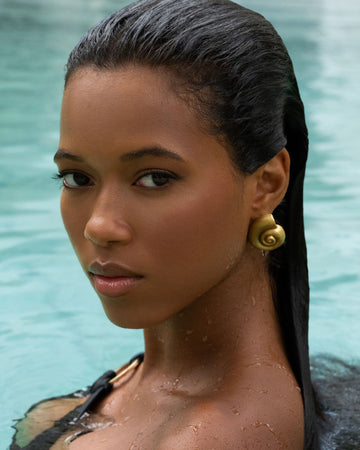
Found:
[88,261,143,278]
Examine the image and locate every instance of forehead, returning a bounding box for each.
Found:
[62,66,200,135]
[60,66,236,171]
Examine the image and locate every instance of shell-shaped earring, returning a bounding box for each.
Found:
[248,214,285,251]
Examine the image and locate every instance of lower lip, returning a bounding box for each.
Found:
[90,274,143,297]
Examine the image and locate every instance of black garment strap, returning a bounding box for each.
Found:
[10,353,144,450]
[72,352,144,422]
[71,369,116,423]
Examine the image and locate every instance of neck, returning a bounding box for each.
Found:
[140,252,287,388]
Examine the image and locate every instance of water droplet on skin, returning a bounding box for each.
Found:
[186,329,194,335]
[253,421,283,445]
[66,414,114,442]
[190,423,202,434]
[231,407,240,415]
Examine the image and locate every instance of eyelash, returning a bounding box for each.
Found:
[52,171,92,189]
[134,170,179,188]
[53,170,179,190]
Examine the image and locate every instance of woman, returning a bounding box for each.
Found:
[11,0,318,448]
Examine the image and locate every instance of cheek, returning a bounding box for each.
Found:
[142,184,249,279]
[60,193,85,251]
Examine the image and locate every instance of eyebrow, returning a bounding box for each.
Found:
[54,146,185,163]
[120,146,185,163]
[53,149,84,163]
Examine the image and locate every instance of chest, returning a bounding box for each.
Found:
[66,389,188,450]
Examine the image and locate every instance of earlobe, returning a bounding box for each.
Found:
[251,148,290,216]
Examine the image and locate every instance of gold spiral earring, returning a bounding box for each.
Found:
[248,214,285,251]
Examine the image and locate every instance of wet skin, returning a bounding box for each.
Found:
[54,66,303,449]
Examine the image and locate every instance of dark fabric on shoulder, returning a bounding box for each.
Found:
[10,405,91,450]
[11,354,144,449]
[10,370,116,449]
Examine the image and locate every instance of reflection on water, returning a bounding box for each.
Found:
[1,0,359,447]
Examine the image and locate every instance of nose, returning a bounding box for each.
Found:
[84,190,133,247]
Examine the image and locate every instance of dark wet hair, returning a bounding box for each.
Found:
[311,355,360,449]
[65,0,316,447]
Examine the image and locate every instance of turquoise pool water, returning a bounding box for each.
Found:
[1,0,359,447]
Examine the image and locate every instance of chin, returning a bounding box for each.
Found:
[102,303,173,330]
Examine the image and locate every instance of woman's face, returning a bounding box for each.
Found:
[57,66,256,328]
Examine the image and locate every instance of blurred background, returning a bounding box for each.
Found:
[1,0,359,447]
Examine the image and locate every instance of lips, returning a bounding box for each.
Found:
[88,261,144,297]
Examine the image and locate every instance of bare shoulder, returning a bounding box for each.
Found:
[12,396,84,448]
[160,399,303,449]
[158,369,304,449]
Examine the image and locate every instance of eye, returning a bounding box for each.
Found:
[134,171,177,188]
[55,171,92,188]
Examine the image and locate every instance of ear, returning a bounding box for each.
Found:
[250,148,290,217]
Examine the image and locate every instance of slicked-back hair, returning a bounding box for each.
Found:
[65,1,317,447]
